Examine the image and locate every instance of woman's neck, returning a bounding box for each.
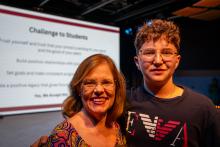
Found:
[68,109,117,147]
[78,108,107,128]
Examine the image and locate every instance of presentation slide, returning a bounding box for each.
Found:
[0,5,120,115]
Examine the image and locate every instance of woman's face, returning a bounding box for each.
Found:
[80,63,116,119]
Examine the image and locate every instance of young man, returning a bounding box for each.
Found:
[125,19,220,147]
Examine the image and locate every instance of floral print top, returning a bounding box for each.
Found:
[45,119,126,147]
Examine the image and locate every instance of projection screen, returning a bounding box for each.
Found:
[0,5,120,115]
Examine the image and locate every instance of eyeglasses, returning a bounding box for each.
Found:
[82,79,115,91]
[139,49,178,61]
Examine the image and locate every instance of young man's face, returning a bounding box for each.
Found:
[134,37,181,86]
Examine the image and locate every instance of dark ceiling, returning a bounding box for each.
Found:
[1,0,213,27]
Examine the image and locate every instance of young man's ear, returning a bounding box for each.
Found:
[175,54,181,69]
[134,56,140,70]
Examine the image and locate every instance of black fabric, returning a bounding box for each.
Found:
[124,85,220,147]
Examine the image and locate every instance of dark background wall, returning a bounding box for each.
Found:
[178,18,220,70]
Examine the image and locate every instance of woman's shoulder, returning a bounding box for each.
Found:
[52,119,73,131]
[46,120,73,145]
[47,120,88,146]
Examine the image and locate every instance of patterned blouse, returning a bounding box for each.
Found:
[45,120,126,147]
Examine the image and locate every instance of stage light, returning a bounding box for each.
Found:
[124,27,133,35]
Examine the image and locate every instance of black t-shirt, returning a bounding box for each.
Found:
[124,85,220,147]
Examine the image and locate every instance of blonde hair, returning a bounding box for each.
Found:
[62,54,126,127]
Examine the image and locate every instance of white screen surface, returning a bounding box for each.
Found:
[0,5,120,115]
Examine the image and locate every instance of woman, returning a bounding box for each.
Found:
[42,54,126,147]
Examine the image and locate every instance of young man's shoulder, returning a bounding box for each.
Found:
[181,86,218,117]
[183,86,214,105]
[126,85,147,101]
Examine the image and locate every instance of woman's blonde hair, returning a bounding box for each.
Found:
[62,54,126,127]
